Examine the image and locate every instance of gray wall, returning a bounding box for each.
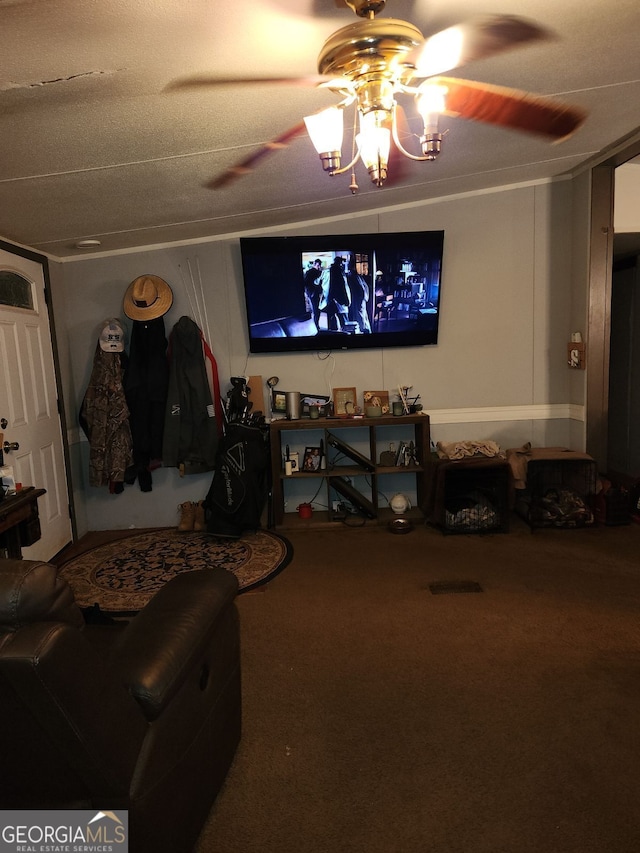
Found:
[55,177,586,533]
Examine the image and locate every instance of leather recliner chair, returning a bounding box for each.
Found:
[0,558,241,853]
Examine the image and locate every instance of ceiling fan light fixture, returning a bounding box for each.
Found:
[304,106,344,173]
[179,7,586,195]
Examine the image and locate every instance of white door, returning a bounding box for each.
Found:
[0,245,72,560]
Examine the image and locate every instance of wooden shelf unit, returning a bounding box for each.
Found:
[269,414,431,529]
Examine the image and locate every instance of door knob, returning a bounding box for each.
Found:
[3,441,19,453]
[0,419,7,429]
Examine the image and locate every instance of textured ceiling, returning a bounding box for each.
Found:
[0,0,639,260]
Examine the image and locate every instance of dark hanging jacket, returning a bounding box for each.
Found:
[162,315,219,475]
[123,318,169,490]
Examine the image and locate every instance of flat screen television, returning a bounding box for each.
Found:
[240,230,444,354]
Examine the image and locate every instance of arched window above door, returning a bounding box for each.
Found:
[0,270,34,310]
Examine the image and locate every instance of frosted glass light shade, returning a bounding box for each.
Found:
[416,83,447,128]
[356,111,391,171]
[304,107,344,154]
[355,111,391,186]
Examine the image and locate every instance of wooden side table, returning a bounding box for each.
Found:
[0,487,46,558]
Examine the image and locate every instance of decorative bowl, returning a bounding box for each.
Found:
[388,517,414,534]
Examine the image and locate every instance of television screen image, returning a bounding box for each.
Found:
[240,231,444,354]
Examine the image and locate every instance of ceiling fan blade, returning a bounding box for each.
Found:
[205,120,309,190]
[165,74,328,93]
[433,76,587,141]
[409,15,552,79]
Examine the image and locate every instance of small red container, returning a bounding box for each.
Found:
[297,502,313,519]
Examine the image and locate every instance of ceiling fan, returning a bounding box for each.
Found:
[166,0,587,192]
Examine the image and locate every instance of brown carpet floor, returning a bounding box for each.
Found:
[194,515,640,853]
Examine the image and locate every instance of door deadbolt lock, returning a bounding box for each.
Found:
[3,441,19,453]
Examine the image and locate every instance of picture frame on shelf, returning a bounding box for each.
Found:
[301,393,331,417]
[302,446,322,472]
[332,387,358,417]
[271,390,287,414]
[363,390,390,415]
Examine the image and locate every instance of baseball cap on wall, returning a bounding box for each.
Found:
[99,318,125,352]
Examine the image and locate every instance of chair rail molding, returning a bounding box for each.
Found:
[428,403,583,425]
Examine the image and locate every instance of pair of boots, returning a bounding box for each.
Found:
[178,500,206,532]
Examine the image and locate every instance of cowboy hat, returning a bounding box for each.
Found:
[123,274,173,320]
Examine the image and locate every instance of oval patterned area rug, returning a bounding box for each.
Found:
[59,528,292,613]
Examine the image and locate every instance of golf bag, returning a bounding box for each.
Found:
[204,422,270,538]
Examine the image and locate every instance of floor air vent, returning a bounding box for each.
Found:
[428,581,484,595]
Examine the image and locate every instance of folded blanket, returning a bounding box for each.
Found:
[506,442,532,488]
[436,439,503,460]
